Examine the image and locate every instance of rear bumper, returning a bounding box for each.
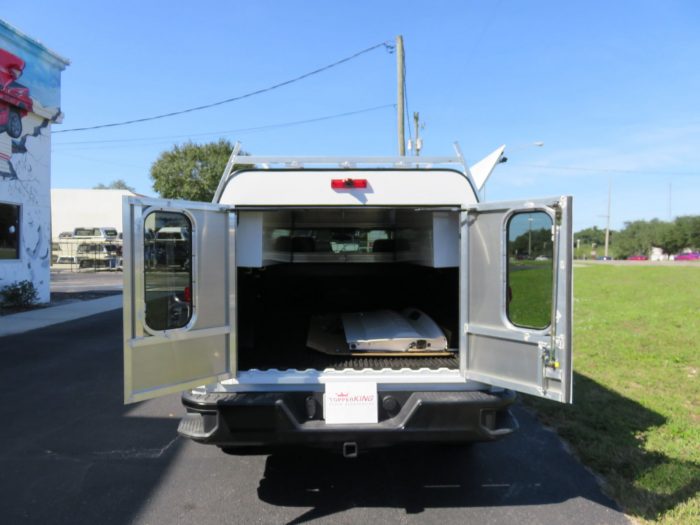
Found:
[180,388,518,450]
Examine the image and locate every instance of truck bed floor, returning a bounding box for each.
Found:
[239,349,458,371]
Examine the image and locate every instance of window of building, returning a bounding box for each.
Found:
[0,203,20,260]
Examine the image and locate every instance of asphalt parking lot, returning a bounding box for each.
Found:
[50,268,124,293]
[0,306,630,525]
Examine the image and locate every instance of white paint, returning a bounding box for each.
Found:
[432,211,460,267]
[0,112,53,303]
[51,189,140,239]
[470,145,506,190]
[235,211,263,267]
[0,23,69,304]
[220,169,478,208]
[323,382,378,424]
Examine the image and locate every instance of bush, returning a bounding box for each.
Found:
[0,280,39,308]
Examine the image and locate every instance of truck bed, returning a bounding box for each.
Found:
[238,342,458,371]
[237,264,460,372]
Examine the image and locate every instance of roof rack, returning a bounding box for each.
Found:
[213,142,505,203]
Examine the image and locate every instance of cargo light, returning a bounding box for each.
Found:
[331,178,368,189]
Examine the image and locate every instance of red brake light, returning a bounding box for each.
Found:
[331,178,368,189]
[184,286,192,303]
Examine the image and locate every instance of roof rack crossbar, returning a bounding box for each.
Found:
[212,141,478,202]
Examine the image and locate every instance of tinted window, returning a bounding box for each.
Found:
[0,203,20,259]
[506,211,554,329]
[144,211,193,331]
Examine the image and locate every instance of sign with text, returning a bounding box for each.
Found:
[323,382,378,425]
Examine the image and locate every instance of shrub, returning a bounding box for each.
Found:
[0,280,39,308]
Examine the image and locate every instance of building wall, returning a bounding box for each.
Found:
[0,21,68,303]
[51,189,139,238]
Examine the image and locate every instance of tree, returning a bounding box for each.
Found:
[574,216,700,259]
[150,139,252,202]
[614,218,684,257]
[615,220,655,257]
[574,226,608,246]
[93,179,135,192]
[673,215,700,250]
[510,228,552,258]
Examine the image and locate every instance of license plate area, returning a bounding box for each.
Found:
[323,382,378,425]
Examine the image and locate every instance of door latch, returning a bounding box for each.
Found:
[539,341,562,380]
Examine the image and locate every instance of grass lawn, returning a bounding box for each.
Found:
[508,260,553,328]
[527,265,700,524]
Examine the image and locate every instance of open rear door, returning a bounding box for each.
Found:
[461,196,573,402]
[123,197,235,403]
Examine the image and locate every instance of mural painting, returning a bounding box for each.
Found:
[0,20,68,302]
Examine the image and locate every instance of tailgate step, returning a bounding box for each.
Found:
[178,413,217,439]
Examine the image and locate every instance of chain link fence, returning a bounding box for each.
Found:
[51,237,123,272]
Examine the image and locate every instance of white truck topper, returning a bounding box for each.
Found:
[214,141,505,206]
[122,142,573,416]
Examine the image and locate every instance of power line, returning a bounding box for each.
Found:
[52,104,395,148]
[54,41,393,134]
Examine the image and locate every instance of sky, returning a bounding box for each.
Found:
[3,0,699,230]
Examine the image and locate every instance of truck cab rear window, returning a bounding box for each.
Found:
[144,211,193,331]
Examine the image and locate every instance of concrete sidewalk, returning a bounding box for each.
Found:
[0,294,122,337]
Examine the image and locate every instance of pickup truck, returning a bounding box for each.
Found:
[122,144,573,457]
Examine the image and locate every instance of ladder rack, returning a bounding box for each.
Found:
[213,142,479,203]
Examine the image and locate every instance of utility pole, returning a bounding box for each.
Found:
[604,178,612,258]
[413,112,422,156]
[396,35,405,156]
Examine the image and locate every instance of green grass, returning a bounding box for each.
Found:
[526,265,700,524]
[508,260,553,328]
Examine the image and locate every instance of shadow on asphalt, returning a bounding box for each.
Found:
[7,309,688,524]
[256,404,621,524]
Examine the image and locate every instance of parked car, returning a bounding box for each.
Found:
[72,227,119,240]
[675,252,700,261]
[154,227,191,268]
[76,243,120,268]
[597,256,612,261]
[627,255,648,261]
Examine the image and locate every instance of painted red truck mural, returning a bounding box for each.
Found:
[0,48,32,138]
